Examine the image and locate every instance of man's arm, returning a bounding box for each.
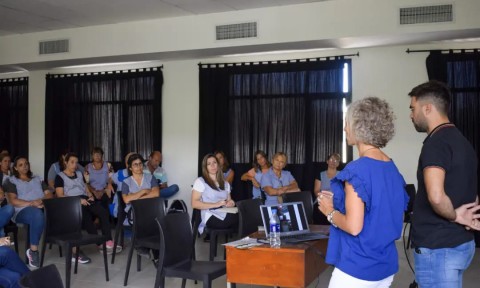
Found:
[423,167,456,220]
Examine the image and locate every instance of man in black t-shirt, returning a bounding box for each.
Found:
[408,80,480,287]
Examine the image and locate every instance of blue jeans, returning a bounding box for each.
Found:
[161,184,179,198]
[0,205,14,237]
[14,207,45,246]
[414,240,475,288]
[0,246,30,288]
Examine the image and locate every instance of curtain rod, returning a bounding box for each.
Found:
[0,77,28,83]
[406,48,479,53]
[198,52,359,67]
[46,66,163,78]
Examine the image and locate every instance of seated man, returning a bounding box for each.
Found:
[144,151,179,199]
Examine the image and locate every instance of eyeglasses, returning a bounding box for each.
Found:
[132,162,143,167]
[328,159,339,163]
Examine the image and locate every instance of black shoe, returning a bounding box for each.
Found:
[203,234,210,242]
[136,247,151,259]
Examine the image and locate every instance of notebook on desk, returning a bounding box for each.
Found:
[259,202,328,243]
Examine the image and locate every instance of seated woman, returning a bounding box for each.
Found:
[0,152,15,238]
[0,237,30,288]
[47,150,84,193]
[214,151,234,185]
[260,152,300,206]
[121,153,160,258]
[191,154,238,236]
[4,156,53,269]
[241,150,271,200]
[313,153,341,197]
[85,147,114,210]
[55,153,121,263]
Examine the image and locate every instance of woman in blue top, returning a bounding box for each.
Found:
[261,152,300,206]
[313,152,341,198]
[214,151,234,185]
[318,97,409,287]
[241,150,271,199]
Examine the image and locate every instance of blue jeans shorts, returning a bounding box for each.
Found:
[414,240,475,288]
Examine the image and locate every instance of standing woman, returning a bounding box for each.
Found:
[85,147,114,210]
[313,153,341,197]
[4,156,53,268]
[192,154,237,235]
[241,150,271,200]
[55,153,120,263]
[318,97,408,287]
[214,151,234,185]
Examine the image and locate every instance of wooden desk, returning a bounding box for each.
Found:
[226,226,329,288]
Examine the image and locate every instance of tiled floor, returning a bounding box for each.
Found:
[17,228,480,288]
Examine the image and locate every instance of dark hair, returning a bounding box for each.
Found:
[149,151,161,158]
[408,80,451,115]
[214,150,230,173]
[201,153,225,191]
[12,156,32,179]
[327,153,341,162]
[63,152,78,170]
[0,152,11,163]
[252,150,271,172]
[126,153,145,176]
[92,147,104,155]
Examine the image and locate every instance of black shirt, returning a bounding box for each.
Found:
[412,124,478,249]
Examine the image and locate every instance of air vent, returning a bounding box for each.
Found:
[216,22,257,40]
[39,39,69,55]
[400,4,453,25]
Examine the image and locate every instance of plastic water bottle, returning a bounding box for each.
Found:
[269,208,281,248]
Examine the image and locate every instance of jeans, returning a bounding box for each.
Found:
[14,207,45,246]
[0,205,14,237]
[160,184,179,198]
[414,240,475,288]
[0,246,30,288]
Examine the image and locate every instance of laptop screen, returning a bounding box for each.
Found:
[260,202,310,237]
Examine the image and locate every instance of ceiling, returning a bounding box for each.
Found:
[0,0,327,36]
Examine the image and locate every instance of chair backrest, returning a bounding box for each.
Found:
[116,191,127,221]
[283,191,314,224]
[236,198,263,238]
[167,199,188,214]
[131,197,166,239]
[156,213,192,268]
[19,264,64,288]
[43,197,82,237]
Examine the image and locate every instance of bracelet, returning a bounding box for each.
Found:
[327,210,338,228]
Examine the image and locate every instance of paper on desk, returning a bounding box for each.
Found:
[224,236,262,248]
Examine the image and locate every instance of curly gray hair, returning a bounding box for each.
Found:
[346,97,395,148]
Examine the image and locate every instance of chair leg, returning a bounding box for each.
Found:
[74,246,79,274]
[40,239,47,267]
[102,241,109,281]
[181,278,187,288]
[65,245,73,288]
[223,234,228,260]
[209,232,216,261]
[24,224,30,264]
[123,242,135,286]
[111,222,122,264]
[12,229,18,254]
[203,277,211,288]
[137,254,142,271]
[59,245,63,257]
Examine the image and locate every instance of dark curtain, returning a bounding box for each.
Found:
[199,59,352,201]
[45,68,163,176]
[426,50,480,246]
[0,77,28,158]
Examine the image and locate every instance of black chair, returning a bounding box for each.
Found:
[283,191,314,224]
[191,209,235,261]
[19,263,64,288]
[154,213,227,288]
[404,184,417,249]
[124,196,165,286]
[40,197,109,288]
[111,191,131,264]
[236,198,263,238]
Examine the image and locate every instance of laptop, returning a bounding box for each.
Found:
[259,201,328,243]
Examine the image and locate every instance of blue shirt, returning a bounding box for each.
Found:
[326,157,409,281]
[260,168,295,206]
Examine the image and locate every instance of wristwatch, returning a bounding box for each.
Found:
[327,210,338,228]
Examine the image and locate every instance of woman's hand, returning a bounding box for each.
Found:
[215,199,227,208]
[0,237,11,246]
[225,199,235,207]
[252,178,260,188]
[81,199,90,206]
[318,191,334,216]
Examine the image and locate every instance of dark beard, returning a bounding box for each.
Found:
[413,121,427,133]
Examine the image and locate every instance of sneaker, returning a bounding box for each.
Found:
[105,240,123,253]
[26,249,40,269]
[136,247,151,259]
[72,251,91,264]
